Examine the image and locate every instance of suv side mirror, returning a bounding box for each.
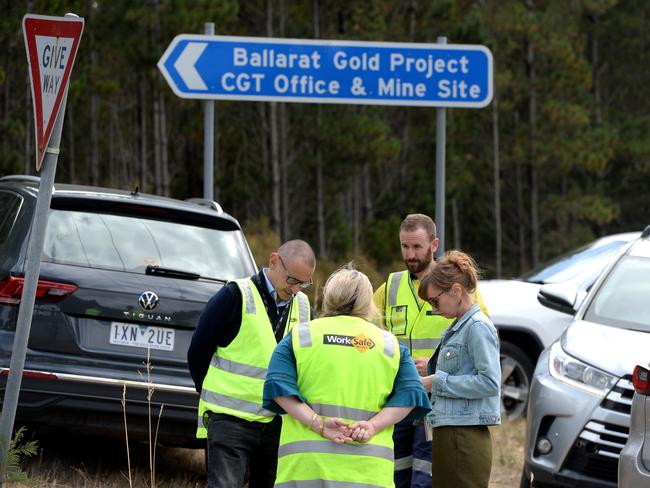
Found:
[537,282,580,315]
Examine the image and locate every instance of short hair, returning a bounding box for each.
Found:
[400,214,436,241]
[321,264,378,322]
[278,239,316,268]
[418,250,479,300]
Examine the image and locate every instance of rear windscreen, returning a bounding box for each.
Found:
[42,209,255,281]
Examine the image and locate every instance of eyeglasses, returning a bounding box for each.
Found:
[277,255,312,289]
[428,289,448,309]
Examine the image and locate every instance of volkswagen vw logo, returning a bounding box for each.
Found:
[139,291,159,310]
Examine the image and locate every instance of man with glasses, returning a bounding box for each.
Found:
[188,239,315,488]
[374,214,487,488]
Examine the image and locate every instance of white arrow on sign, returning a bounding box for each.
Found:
[173,42,208,90]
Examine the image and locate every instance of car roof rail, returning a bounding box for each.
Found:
[185,198,224,214]
[642,225,650,239]
[0,175,41,184]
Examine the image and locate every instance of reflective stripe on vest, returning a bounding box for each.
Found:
[310,403,377,421]
[275,481,386,488]
[385,271,451,358]
[196,278,308,438]
[296,293,310,325]
[279,440,393,461]
[200,389,275,417]
[211,356,267,380]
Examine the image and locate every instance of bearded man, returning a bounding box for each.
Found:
[374,214,488,488]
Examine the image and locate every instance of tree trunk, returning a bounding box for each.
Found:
[492,94,502,278]
[526,0,540,268]
[267,0,281,237]
[452,197,461,249]
[398,0,417,188]
[278,0,290,239]
[159,92,170,196]
[153,1,169,196]
[67,104,75,183]
[139,77,148,192]
[516,159,527,274]
[153,92,163,195]
[88,0,100,185]
[353,178,361,254]
[313,0,326,257]
[591,13,603,125]
[363,162,372,221]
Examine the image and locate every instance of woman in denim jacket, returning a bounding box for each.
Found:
[418,250,501,488]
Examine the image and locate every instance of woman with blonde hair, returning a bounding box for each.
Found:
[418,250,501,488]
[263,265,430,487]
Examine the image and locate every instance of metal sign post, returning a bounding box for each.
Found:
[203,22,215,201]
[0,14,83,484]
[435,37,447,257]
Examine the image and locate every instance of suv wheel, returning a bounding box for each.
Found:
[500,340,534,420]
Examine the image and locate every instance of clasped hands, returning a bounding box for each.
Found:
[312,416,378,444]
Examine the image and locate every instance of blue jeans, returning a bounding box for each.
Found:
[206,413,282,488]
[393,420,433,488]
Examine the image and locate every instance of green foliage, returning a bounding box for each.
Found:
[1,0,648,278]
[4,426,39,484]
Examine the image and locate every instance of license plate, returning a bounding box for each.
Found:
[109,322,175,351]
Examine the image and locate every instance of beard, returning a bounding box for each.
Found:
[404,250,433,274]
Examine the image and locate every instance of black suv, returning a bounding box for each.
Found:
[0,175,257,447]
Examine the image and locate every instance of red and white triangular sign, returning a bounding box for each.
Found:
[23,14,84,171]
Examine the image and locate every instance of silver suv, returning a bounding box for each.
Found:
[521,225,650,487]
[618,363,650,486]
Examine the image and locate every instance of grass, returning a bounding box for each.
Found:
[7,418,526,487]
[489,417,527,487]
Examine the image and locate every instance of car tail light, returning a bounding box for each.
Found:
[633,365,650,395]
[0,276,77,305]
[0,369,57,380]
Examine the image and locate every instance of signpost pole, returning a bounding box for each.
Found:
[435,36,447,257]
[0,90,67,486]
[0,13,83,484]
[203,22,215,201]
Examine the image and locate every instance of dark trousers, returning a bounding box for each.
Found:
[431,425,492,488]
[393,420,433,488]
[206,413,282,488]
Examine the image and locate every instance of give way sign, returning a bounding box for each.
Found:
[23,14,84,171]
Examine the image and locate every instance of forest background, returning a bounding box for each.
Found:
[1,0,649,291]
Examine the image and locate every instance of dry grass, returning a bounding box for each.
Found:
[489,417,526,487]
[9,419,526,487]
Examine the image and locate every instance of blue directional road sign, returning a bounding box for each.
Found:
[158,35,493,108]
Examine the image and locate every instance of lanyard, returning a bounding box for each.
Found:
[251,273,292,339]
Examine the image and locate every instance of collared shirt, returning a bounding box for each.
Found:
[262,267,291,308]
[187,269,313,393]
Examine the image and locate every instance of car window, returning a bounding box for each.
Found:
[0,192,23,246]
[520,239,629,285]
[583,255,650,332]
[42,209,253,281]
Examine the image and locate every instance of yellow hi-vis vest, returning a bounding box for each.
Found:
[384,271,451,358]
[274,316,400,488]
[196,278,310,438]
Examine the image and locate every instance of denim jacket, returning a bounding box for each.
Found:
[427,304,501,427]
